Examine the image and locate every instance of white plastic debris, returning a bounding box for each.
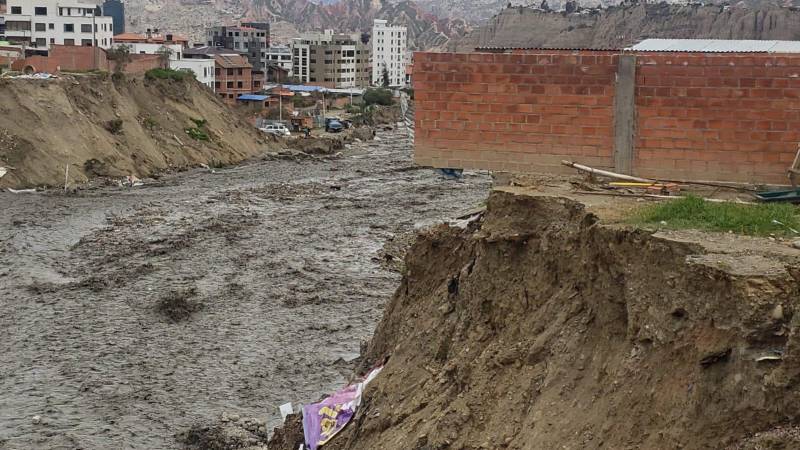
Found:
[8,188,37,194]
[279,402,293,422]
[0,167,7,179]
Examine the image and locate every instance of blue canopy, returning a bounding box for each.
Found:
[238,94,269,101]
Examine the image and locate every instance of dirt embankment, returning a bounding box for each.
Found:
[270,191,800,449]
[0,74,272,189]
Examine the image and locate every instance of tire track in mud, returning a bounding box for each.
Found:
[0,128,491,449]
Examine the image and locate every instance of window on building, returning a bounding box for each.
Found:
[81,39,92,46]
[64,23,74,33]
[81,24,91,33]
[35,38,46,47]
[10,6,21,13]
[64,38,75,45]
[227,81,233,88]
[49,23,54,30]
[237,68,242,75]
[234,42,239,49]
[215,68,220,76]
[50,38,55,44]
[35,23,46,32]
[227,69,233,76]
[34,7,47,15]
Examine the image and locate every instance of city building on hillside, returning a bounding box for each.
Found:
[263,45,292,76]
[206,23,269,70]
[1,0,114,49]
[371,19,407,87]
[113,30,187,60]
[102,0,123,35]
[170,58,215,90]
[291,30,371,89]
[213,53,253,105]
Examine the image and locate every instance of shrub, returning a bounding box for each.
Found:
[363,88,394,106]
[185,117,210,141]
[145,68,194,82]
[105,119,124,134]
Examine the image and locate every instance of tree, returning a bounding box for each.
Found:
[107,44,131,73]
[363,88,393,106]
[156,45,174,69]
[381,65,391,88]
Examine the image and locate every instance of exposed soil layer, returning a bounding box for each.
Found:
[0,127,491,449]
[0,75,272,189]
[270,191,800,449]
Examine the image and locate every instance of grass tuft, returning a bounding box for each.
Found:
[630,196,800,236]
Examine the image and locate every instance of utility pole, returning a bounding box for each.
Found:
[92,9,97,70]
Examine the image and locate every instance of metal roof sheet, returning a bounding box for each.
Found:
[237,94,268,101]
[628,39,800,53]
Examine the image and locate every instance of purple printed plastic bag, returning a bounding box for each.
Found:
[302,366,383,449]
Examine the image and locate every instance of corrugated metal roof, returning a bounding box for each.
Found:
[237,94,268,101]
[475,46,619,52]
[628,39,800,53]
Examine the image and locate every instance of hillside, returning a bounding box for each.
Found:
[268,191,800,449]
[452,3,800,51]
[126,0,470,50]
[0,74,271,189]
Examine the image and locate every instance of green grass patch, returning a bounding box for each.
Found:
[630,196,800,236]
[145,68,194,82]
[185,117,210,141]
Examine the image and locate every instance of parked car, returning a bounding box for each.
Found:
[259,123,291,137]
[325,118,344,133]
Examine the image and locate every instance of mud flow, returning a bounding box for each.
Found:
[0,127,490,449]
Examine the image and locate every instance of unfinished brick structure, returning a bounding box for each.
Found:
[414,50,800,184]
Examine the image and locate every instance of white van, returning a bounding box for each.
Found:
[259,124,291,137]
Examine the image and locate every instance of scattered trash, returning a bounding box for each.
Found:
[771,219,799,235]
[31,415,41,425]
[199,163,217,174]
[437,168,463,180]
[302,366,383,450]
[413,218,446,231]
[122,175,144,187]
[449,213,482,230]
[756,189,800,203]
[756,354,783,363]
[7,188,37,194]
[0,167,7,179]
[792,240,800,250]
[12,72,55,80]
[280,402,293,422]
[608,181,680,195]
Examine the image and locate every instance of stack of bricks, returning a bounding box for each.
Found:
[414,49,800,184]
[414,51,618,173]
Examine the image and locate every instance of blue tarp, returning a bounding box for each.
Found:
[280,84,328,93]
[238,94,269,101]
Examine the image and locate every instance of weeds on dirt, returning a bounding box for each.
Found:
[156,287,203,323]
[145,68,194,82]
[185,118,210,141]
[105,119,124,134]
[631,196,800,236]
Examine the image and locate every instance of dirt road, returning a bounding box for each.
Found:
[0,128,490,449]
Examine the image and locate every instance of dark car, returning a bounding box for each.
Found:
[325,118,344,133]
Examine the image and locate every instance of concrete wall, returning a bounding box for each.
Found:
[414,50,800,184]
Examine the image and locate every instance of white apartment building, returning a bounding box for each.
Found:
[1,0,114,49]
[371,19,407,87]
[170,58,215,90]
[263,45,292,76]
[291,30,371,88]
[115,42,184,60]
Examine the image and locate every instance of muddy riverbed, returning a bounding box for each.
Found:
[0,127,491,449]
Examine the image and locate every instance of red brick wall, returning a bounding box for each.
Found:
[415,50,800,184]
[635,53,800,183]
[12,45,108,73]
[414,51,617,172]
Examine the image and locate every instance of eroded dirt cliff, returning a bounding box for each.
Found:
[0,74,271,189]
[271,191,800,449]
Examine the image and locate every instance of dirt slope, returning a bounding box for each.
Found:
[271,191,800,449]
[0,74,270,189]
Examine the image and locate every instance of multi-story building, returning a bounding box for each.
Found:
[1,0,114,49]
[171,58,215,90]
[263,45,292,76]
[206,23,268,70]
[101,0,123,35]
[213,53,253,104]
[371,19,407,87]
[113,30,187,60]
[291,30,370,89]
